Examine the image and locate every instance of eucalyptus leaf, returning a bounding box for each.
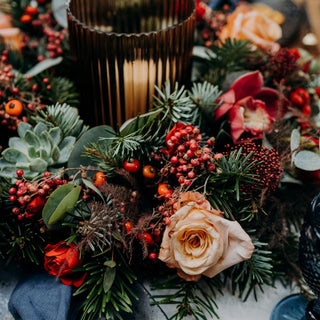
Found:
[42,184,81,229]
[25,57,63,77]
[52,0,68,28]
[290,129,301,152]
[293,150,320,171]
[103,267,116,293]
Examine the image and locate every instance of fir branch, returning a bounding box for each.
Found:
[151,273,223,320]
[226,240,274,301]
[153,82,200,126]
[33,103,89,139]
[198,39,257,86]
[74,256,138,320]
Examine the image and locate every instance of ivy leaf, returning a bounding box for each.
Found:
[42,184,81,229]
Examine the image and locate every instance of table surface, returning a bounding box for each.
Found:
[0,262,299,320]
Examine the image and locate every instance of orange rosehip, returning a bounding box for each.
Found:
[5,100,23,116]
[20,14,32,23]
[25,6,38,15]
[142,165,156,179]
[157,183,173,196]
[93,171,106,187]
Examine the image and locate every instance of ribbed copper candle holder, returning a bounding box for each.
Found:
[67,0,195,127]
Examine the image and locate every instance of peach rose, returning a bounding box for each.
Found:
[219,4,282,53]
[159,192,254,281]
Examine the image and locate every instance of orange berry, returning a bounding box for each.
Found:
[5,100,23,116]
[157,183,173,196]
[142,165,156,179]
[20,14,32,23]
[93,171,106,187]
[25,6,38,15]
[125,221,132,233]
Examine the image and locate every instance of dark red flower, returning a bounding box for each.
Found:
[44,241,86,287]
[215,71,280,143]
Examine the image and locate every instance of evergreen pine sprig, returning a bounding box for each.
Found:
[33,103,89,139]
[151,274,223,320]
[32,72,80,106]
[153,82,200,126]
[74,257,138,320]
[0,212,46,265]
[196,39,257,86]
[226,240,274,301]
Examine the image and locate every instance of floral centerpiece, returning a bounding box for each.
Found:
[1,0,320,319]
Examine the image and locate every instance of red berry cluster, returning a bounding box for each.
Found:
[266,48,300,82]
[226,142,282,194]
[161,123,217,187]
[9,170,68,221]
[289,87,312,129]
[124,221,162,262]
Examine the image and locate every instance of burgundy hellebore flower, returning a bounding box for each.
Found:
[215,71,280,143]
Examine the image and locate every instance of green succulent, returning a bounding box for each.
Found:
[0,122,76,181]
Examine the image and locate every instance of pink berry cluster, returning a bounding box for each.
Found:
[9,169,68,220]
[160,122,218,187]
[21,10,68,61]
[0,53,46,130]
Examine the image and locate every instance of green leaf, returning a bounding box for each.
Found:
[28,146,40,159]
[8,137,28,153]
[17,122,32,138]
[293,150,320,171]
[82,178,105,202]
[49,127,62,146]
[24,131,40,148]
[51,145,60,163]
[42,184,81,229]
[103,267,116,293]
[2,148,28,163]
[40,131,53,154]
[120,109,162,136]
[68,126,115,169]
[104,260,116,268]
[29,158,48,172]
[34,122,50,136]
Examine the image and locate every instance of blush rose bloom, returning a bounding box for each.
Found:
[158,192,254,281]
[219,4,282,53]
[44,241,87,287]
